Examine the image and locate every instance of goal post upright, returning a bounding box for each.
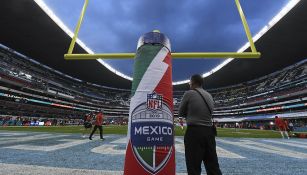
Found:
[235,0,257,53]
[67,0,89,55]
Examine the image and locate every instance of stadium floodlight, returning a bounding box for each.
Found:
[64,0,261,60]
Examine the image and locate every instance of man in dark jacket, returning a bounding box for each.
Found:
[89,110,104,140]
[179,74,222,175]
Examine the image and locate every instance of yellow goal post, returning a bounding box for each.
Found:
[64,0,261,60]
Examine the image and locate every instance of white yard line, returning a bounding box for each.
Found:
[280,140,307,145]
[0,134,68,145]
[0,132,28,136]
[110,137,127,144]
[5,139,89,151]
[0,163,189,175]
[91,144,126,155]
[218,139,307,159]
[263,140,307,149]
[175,138,245,159]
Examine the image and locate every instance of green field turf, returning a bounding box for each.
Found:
[0,125,284,138]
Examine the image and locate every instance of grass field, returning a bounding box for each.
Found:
[0,125,284,138]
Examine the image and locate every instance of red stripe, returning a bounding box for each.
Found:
[153,51,175,175]
[153,52,173,111]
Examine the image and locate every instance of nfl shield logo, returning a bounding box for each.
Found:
[147,92,163,110]
[130,92,174,174]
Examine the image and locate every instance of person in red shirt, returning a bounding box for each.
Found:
[89,110,104,140]
[275,116,289,139]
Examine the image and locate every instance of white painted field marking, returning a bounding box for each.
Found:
[175,138,244,158]
[0,134,68,145]
[283,140,307,146]
[91,144,126,155]
[0,138,16,141]
[110,137,127,144]
[91,137,126,155]
[216,146,245,159]
[263,140,307,149]
[0,163,123,175]
[0,163,190,175]
[218,139,307,159]
[5,139,90,151]
[0,132,28,136]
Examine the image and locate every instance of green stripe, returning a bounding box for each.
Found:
[131,45,164,96]
[137,147,153,167]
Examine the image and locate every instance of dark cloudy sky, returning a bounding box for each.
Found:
[44,0,289,82]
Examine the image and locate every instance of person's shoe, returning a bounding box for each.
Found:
[89,137,92,140]
[100,138,105,141]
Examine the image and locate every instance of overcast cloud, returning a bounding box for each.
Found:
[44,0,289,81]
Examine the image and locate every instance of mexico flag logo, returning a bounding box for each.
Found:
[124,32,175,175]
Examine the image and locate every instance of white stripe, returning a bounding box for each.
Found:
[0,138,15,141]
[0,163,123,175]
[0,132,28,136]
[218,139,307,159]
[282,140,307,146]
[175,138,244,159]
[263,140,307,149]
[91,144,125,155]
[216,146,245,159]
[0,163,190,175]
[0,134,68,145]
[5,139,89,152]
[111,137,127,144]
[153,145,156,169]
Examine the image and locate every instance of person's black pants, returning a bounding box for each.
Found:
[184,125,222,175]
[89,125,103,139]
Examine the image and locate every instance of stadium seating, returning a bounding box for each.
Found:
[0,43,306,127]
